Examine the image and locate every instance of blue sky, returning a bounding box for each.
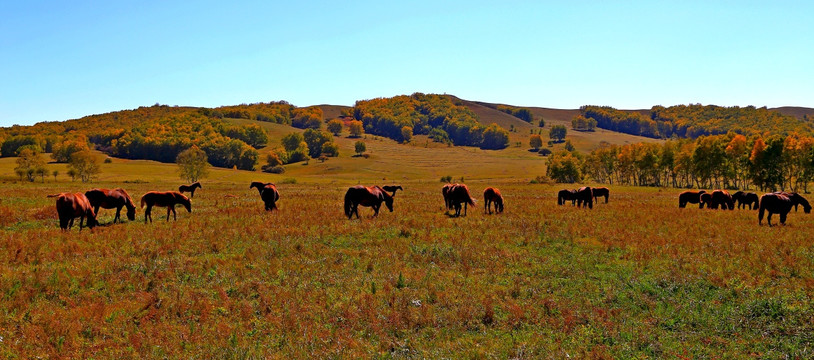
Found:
[1,1,812,126]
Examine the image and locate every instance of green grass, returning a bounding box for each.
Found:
[0,148,813,358]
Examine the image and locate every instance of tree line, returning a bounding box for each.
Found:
[579,105,813,139]
[547,132,814,193]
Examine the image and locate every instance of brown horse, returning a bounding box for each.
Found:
[442,184,455,211]
[708,190,734,210]
[483,187,504,214]
[759,192,812,226]
[48,193,98,230]
[592,187,610,204]
[250,181,280,211]
[85,188,136,223]
[344,185,395,219]
[732,191,759,210]
[140,191,192,223]
[699,193,712,208]
[178,182,202,198]
[448,184,476,217]
[557,189,577,206]
[382,185,403,195]
[575,186,593,209]
[678,190,706,208]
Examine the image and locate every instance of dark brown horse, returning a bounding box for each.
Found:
[140,191,191,223]
[85,188,136,223]
[178,182,202,198]
[382,185,403,196]
[759,192,812,226]
[699,193,712,208]
[732,191,759,210]
[575,186,593,209]
[483,187,504,214]
[442,184,455,210]
[592,187,610,204]
[447,184,476,217]
[344,185,395,219]
[48,193,98,230]
[678,190,706,208]
[708,190,734,210]
[557,189,577,206]
[250,181,280,211]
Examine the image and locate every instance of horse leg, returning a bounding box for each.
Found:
[166,207,172,221]
[780,212,787,225]
[767,213,773,227]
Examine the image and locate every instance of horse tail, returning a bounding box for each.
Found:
[758,196,766,224]
[343,191,353,218]
[46,194,61,198]
[140,194,147,209]
[468,195,476,206]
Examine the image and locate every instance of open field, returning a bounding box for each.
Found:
[1,156,813,358]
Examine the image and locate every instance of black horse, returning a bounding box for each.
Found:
[732,191,759,210]
[179,182,202,198]
[557,189,577,206]
[575,186,593,209]
[679,190,706,208]
[250,182,280,211]
[759,192,811,226]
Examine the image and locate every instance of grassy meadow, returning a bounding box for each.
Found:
[1,147,813,358]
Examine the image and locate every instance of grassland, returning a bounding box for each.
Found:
[1,145,813,358]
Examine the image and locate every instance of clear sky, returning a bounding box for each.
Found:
[1,1,812,126]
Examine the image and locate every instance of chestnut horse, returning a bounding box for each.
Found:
[708,190,734,210]
[592,187,610,204]
[557,189,577,206]
[483,187,504,214]
[759,192,812,226]
[250,181,280,211]
[48,193,98,230]
[85,188,136,223]
[140,191,191,223]
[678,190,706,208]
[442,184,455,211]
[732,191,759,210]
[447,184,476,217]
[344,185,395,219]
[575,186,593,209]
[178,182,202,198]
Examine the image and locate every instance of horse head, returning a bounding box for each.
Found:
[378,188,394,212]
[792,193,812,213]
[126,204,137,221]
[177,193,192,213]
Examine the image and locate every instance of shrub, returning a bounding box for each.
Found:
[440,175,453,183]
[261,164,286,174]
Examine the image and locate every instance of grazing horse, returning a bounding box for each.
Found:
[732,191,759,210]
[85,188,136,223]
[575,186,593,209]
[447,184,476,217]
[141,191,191,223]
[483,187,504,214]
[699,193,712,208]
[250,181,280,211]
[178,182,202,198]
[48,193,98,230]
[442,184,455,211]
[678,190,706,208]
[709,190,734,210]
[344,185,395,219]
[591,187,610,204]
[557,189,577,206]
[382,185,403,196]
[759,192,812,226]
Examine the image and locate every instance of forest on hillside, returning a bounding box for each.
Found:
[580,104,814,139]
[352,93,510,149]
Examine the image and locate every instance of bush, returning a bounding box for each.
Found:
[538,148,552,156]
[326,119,343,135]
[104,157,113,163]
[261,164,286,174]
[440,175,453,183]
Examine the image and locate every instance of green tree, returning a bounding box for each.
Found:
[348,120,364,137]
[14,148,46,182]
[327,119,343,136]
[354,141,366,156]
[564,140,575,152]
[401,126,413,143]
[549,125,567,142]
[546,151,582,183]
[321,142,339,157]
[303,129,333,158]
[529,134,543,150]
[538,118,546,128]
[68,149,101,182]
[282,133,305,152]
[176,146,210,183]
[266,149,283,167]
[480,124,510,150]
[52,170,59,182]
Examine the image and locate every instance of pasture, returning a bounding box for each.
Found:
[1,167,813,358]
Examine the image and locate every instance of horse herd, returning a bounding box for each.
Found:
[44,181,811,230]
[677,189,811,226]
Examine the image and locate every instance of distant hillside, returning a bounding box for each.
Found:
[771,106,814,120]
